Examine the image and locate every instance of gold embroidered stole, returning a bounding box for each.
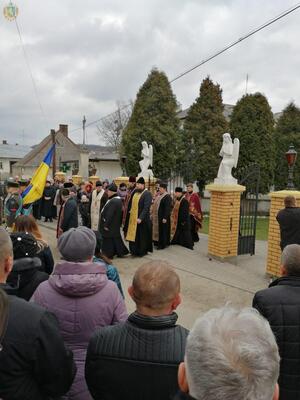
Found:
[152,192,168,241]
[126,191,143,242]
[171,197,183,240]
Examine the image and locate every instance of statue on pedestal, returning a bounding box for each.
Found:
[214,133,240,185]
[138,141,154,179]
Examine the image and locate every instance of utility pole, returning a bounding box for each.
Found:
[83,115,86,146]
[245,73,249,94]
[51,129,56,179]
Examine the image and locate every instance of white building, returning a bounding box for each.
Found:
[0,141,32,180]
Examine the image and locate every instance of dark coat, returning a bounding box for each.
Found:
[85,312,189,400]
[0,284,76,400]
[173,392,197,400]
[37,246,54,275]
[157,194,172,249]
[100,195,129,258]
[79,202,91,228]
[124,189,153,256]
[61,197,78,233]
[253,276,300,400]
[171,197,193,250]
[42,186,56,218]
[100,195,123,238]
[7,257,49,301]
[276,207,300,250]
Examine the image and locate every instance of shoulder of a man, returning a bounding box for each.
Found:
[6,295,54,341]
[88,321,127,355]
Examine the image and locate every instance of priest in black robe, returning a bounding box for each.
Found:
[124,177,153,257]
[152,182,172,249]
[42,181,56,222]
[171,187,194,250]
[100,183,129,259]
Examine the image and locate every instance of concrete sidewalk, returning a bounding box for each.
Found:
[40,222,269,330]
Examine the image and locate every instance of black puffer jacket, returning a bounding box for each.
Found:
[253,276,300,400]
[7,257,48,301]
[85,312,189,400]
[276,207,300,250]
[0,283,76,400]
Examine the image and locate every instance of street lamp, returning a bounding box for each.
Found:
[286,144,297,190]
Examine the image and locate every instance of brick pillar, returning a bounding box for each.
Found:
[205,183,246,261]
[266,190,300,277]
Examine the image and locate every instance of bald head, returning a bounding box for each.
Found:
[0,228,13,282]
[281,244,300,276]
[130,261,180,313]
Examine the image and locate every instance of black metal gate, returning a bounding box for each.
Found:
[236,164,260,256]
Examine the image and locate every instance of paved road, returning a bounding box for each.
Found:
[40,222,269,330]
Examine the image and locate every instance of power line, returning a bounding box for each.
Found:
[70,2,300,133]
[14,18,48,129]
[170,2,300,83]
[70,103,131,133]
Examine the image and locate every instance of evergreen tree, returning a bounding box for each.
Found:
[274,102,300,189]
[229,93,275,193]
[121,68,180,177]
[183,77,228,191]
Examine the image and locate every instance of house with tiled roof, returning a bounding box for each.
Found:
[13,125,122,181]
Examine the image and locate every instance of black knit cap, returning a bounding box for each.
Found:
[129,176,136,183]
[136,177,145,184]
[159,182,168,189]
[64,182,73,188]
[10,232,39,259]
[95,181,103,187]
[6,181,19,188]
[175,187,183,193]
[108,183,117,192]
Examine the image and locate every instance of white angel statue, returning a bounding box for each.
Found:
[214,133,240,185]
[138,141,154,179]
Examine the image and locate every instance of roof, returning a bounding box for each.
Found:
[177,104,235,122]
[78,144,120,161]
[0,144,32,159]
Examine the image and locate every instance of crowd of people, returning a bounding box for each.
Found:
[4,175,204,258]
[1,177,300,399]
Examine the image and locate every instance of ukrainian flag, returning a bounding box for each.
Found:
[22,144,55,205]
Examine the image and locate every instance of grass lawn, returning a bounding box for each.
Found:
[201,216,269,241]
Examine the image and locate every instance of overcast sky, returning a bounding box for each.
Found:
[0,0,299,146]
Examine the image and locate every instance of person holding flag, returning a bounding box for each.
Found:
[21,144,55,216]
[4,180,23,231]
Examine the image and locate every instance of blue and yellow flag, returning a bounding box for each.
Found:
[22,144,55,205]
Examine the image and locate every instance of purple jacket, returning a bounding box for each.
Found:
[31,260,128,400]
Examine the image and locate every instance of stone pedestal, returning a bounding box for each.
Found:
[266,190,300,277]
[89,176,100,188]
[205,183,246,261]
[114,176,129,187]
[55,171,66,182]
[72,175,82,186]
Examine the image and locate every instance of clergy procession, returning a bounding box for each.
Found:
[4,173,204,260]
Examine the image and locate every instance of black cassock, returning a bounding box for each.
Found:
[42,186,56,219]
[100,194,129,258]
[171,197,194,250]
[155,194,172,249]
[124,189,153,257]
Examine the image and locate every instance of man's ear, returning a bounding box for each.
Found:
[4,255,13,275]
[171,293,182,311]
[128,286,134,300]
[280,265,287,277]
[273,383,279,400]
[178,362,189,393]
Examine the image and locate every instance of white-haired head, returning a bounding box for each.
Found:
[183,306,279,400]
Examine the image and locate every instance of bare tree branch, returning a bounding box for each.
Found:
[96,101,133,152]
